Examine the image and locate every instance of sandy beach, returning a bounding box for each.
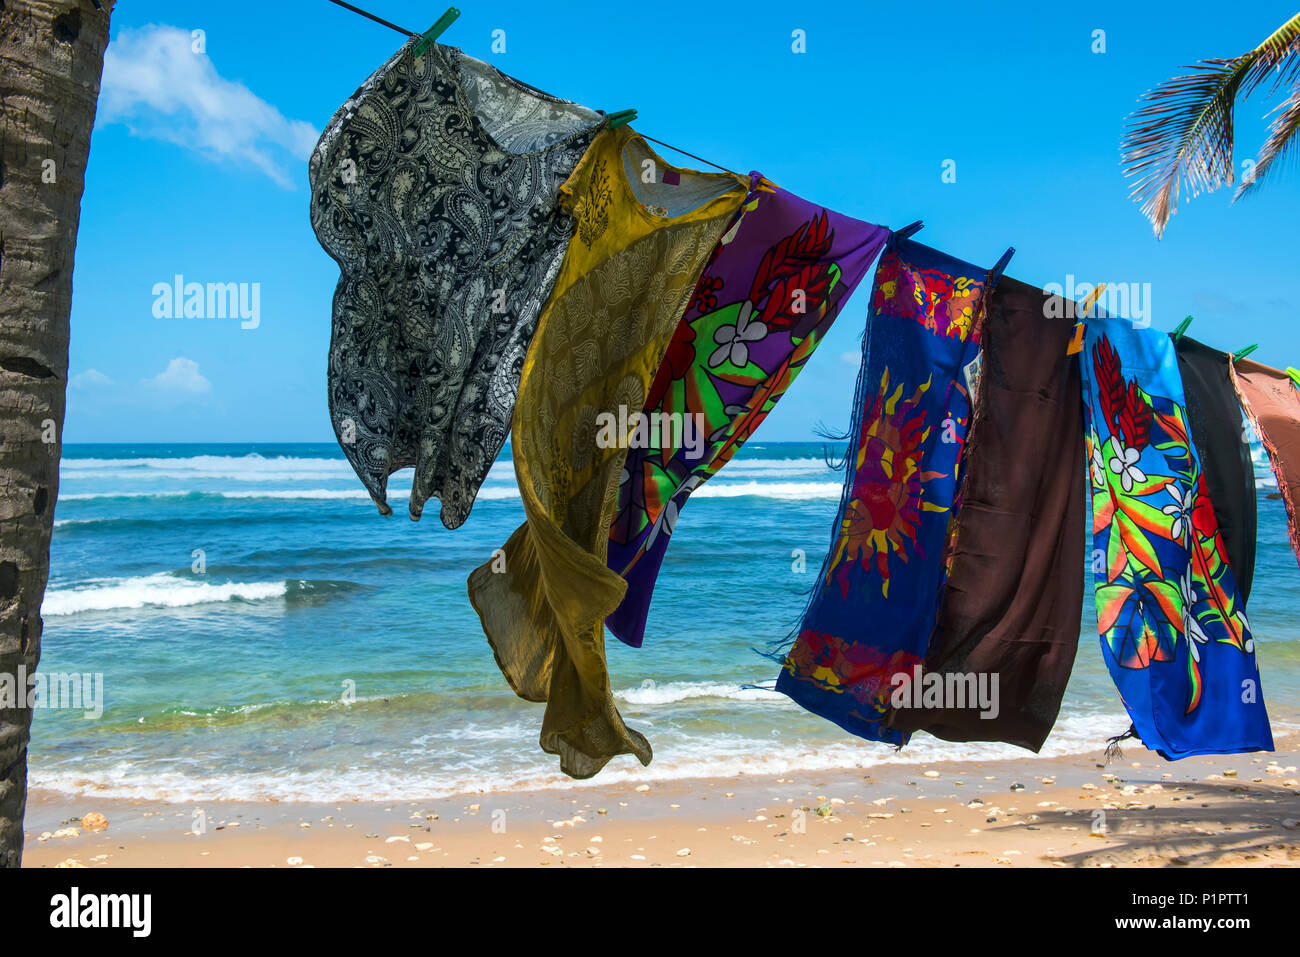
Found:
[24,744,1300,868]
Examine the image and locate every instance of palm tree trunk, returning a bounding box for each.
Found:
[0,0,113,868]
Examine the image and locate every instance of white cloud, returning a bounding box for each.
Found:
[143,357,211,394]
[840,351,860,366]
[69,369,114,389]
[99,24,319,189]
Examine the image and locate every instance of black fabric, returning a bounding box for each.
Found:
[1173,336,1257,600]
[309,41,604,528]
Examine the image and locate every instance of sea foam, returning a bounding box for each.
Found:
[43,574,290,616]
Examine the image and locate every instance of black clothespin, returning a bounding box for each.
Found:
[893,220,924,242]
[986,246,1015,292]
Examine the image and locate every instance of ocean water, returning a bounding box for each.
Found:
[28,441,1300,803]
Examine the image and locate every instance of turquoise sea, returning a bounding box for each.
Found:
[28,441,1300,802]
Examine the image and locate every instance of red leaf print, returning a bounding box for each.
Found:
[1093,333,1125,438]
[645,322,696,412]
[758,264,835,332]
[748,212,834,305]
[1117,380,1153,451]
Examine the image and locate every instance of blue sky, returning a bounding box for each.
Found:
[66,0,1300,443]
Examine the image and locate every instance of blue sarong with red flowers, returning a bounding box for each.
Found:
[1081,314,1272,758]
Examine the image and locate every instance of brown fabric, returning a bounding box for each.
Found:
[1231,357,1300,567]
[890,276,1085,752]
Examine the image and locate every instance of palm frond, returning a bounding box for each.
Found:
[1236,78,1300,197]
[1245,13,1300,96]
[1121,60,1246,237]
[1121,12,1300,238]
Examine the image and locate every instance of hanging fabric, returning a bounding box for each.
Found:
[309,40,605,528]
[1174,336,1258,599]
[1230,356,1300,568]
[605,187,890,648]
[468,126,749,778]
[889,276,1085,752]
[774,236,996,744]
[1081,316,1272,759]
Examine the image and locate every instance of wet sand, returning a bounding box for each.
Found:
[23,746,1300,868]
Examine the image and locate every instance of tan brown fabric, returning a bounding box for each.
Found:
[1231,357,1300,566]
[468,126,748,778]
[890,276,1085,752]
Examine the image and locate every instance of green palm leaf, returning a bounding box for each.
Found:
[1120,12,1300,237]
[1237,83,1300,197]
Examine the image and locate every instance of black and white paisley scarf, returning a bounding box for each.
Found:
[309,40,605,528]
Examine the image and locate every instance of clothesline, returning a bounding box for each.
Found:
[325,0,414,37]
[323,0,742,174]
[306,14,1300,772]
[324,2,1283,369]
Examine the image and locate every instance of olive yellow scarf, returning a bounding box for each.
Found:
[468,126,748,777]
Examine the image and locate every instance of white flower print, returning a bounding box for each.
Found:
[1178,572,1209,662]
[1161,482,1195,541]
[644,475,704,551]
[1089,438,1106,488]
[709,301,768,369]
[1106,437,1146,493]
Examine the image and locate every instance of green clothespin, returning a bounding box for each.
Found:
[1285,367,1300,393]
[413,7,460,57]
[1171,315,1193,342]
[1234,344,1258,361]
[606,109,637,129]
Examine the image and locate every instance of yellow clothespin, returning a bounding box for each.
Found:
[1066,283,1106,355]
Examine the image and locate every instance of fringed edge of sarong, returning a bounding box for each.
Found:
[758,323,871,667]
